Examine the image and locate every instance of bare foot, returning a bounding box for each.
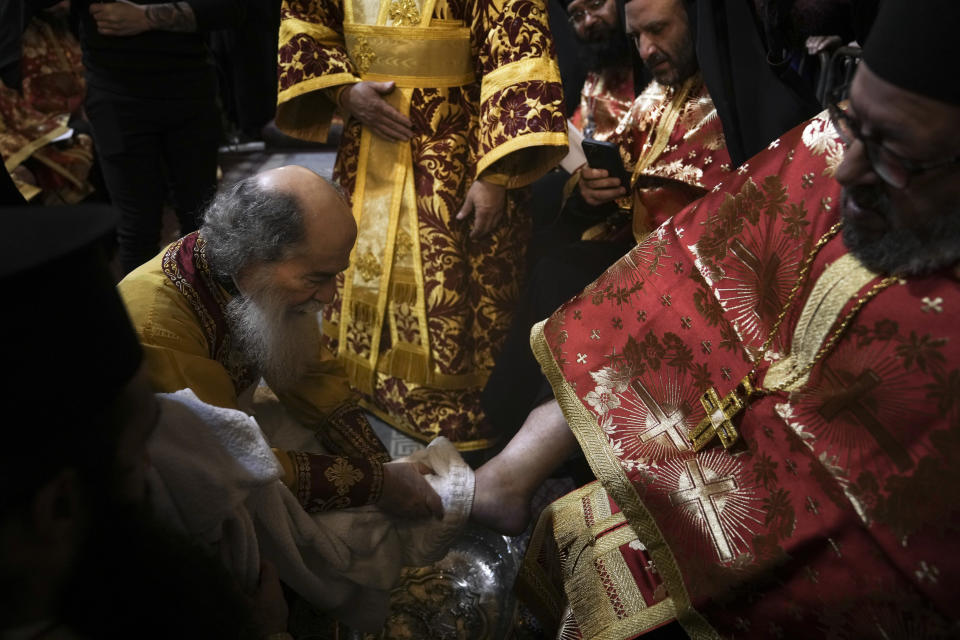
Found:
[470,461,532,536]
[469,400,578,536]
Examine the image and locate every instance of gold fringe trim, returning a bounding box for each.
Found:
[546,483,678,640]
[517,503,567,630]
[530,319,721,640]
[391,277,419,304]
[382,345,431,382]
[343,358,376,397]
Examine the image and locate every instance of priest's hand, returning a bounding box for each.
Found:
[456,179,507,239]
[580,166,627,207]
[90,0,150,36]
[378,461,444,519]
[340,81,415,142]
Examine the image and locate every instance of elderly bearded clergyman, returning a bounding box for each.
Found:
[119,165,442,520]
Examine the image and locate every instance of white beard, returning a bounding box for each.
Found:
[225,284,323,391]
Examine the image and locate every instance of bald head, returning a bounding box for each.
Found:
[256,166,351,222]
[201,165,357,288]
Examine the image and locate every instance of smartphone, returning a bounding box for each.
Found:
[581,138,631,188]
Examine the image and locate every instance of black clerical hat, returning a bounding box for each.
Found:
[863,0,960,106]
[0,205,142,435]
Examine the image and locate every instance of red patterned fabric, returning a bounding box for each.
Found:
[570,66,635,141]
[20,14,85,115]
[615,76,731,237]
[534,111,960,637]
[0,16,91,204]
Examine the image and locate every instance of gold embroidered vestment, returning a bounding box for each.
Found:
[277,0,567,449]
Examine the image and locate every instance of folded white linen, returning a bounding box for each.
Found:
[147,389,474,632]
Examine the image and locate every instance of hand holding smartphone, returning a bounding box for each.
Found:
[581,138,631,188]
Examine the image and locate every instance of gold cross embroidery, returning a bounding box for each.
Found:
[353,37,376,74]
[668,459,738,561]
[632,380,689,451]
[388,0,421,26]
[688,375,754,451]
[394,230,413,260]
[355,249,382,281]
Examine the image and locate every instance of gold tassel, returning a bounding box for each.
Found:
[391,281,419,305]
[384,345,431,384]
[349,299,381,327]
[343,358,375,397]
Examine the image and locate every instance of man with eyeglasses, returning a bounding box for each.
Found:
[830,68,960,276]
[471,0,960,636]
[562,0,634,141]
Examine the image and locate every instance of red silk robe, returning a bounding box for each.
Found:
[523,111,959,638]
[578,74,732,244]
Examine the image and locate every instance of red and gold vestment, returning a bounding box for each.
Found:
[570,66,634,141]
[522,111,960,638]
[580,74,731,244]
[0,16,92,204]
[276,0,568,449]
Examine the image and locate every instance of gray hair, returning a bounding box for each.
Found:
[200,175,305,279]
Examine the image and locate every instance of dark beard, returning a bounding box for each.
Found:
[643,28,698,87]
[581,32,632,71]
[58,500,255,639]
[841,184,960,276]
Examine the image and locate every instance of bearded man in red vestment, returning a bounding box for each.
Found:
[563,0,634,141]
[481,0,731,441]
[472,0,960,637]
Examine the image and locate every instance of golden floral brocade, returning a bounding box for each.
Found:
[276,0,568,448]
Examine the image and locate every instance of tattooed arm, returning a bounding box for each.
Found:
[89,0,197,36]
[144,1,196,30]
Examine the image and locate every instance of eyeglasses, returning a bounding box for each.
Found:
[567,0,607,26]
[827,96,960,189]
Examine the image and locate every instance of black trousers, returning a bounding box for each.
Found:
[482,237,633,439]
[210,0,280,136]
[85,85,221,273]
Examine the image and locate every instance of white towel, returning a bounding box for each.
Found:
[146,389,474,632]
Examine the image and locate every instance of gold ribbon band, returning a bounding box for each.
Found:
[343,25,474,87]
[762,252,879,392]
